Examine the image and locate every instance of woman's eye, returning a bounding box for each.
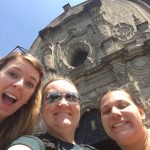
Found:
[25,81,34,88]
[117,103,129,109]
[101,108,111,115]
[7,71,18,79]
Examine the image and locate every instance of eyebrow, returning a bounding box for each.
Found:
[100,105,108,111]
[30,76,38,83]
[101,100,127,109]
[11,66,38,83]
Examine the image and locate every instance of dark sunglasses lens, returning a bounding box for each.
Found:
[65,93,79,102]
[46,92,60,103]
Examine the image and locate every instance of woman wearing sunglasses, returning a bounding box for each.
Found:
[8,76,96,150]
[0,51,44,150]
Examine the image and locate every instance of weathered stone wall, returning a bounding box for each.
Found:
[29,0,150,148]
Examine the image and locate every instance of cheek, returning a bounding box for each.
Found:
[42,103,55,119]
[133,109,144,122]
[23,89,35,101]
[101,116,110,128]
[0,77,10,90]
[43,104,53,114]
[73,105,80,115]
[42,106,53,124]
[126,106,142,118]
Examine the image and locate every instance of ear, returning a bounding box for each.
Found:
[138,107,145,120]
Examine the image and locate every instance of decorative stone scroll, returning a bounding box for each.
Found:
[112,23,135,41]
[43,43,53,70]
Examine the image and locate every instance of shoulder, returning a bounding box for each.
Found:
[8,135,44,150]
[35,133,57,149]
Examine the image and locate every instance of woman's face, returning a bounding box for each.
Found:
[42,80,80,134]
[100,90,145,145]
[0,58,40,121]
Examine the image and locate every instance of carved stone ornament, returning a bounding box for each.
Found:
[67,27,78,37]
[131,56,148,69]
[112,23,135,41]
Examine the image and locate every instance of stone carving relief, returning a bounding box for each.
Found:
[101,37,118,54]
[147,96,150,104]
[128,56,150,76]
[138,76,150,90]
[92,11,135,41]
[43,42,54,70]
[113,71,128,85]
[91,12,136,56]
[56,42,74,70]
[132,14,142,25]
[82,90,99,102]
[112,23,135,41]
[60,27,87,45]
[67,27,78,37]
[131,56,149,69]
[112,63,129,85]
[86,24,97,43]
[143,76,150,87]
[92,12,112,37]
[88,6,100,17]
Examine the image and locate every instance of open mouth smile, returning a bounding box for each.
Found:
[2,92,17,105]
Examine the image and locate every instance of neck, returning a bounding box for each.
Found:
[48,129,76,144]
[121,128,150,150]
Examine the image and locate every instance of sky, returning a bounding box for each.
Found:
[0,0,86,58]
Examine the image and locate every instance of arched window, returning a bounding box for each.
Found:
[71,49,88,67]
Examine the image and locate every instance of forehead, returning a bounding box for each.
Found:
[45,80,78,93]
[3,57,29,68]
[101,90,132,105]
[2,57,40,80]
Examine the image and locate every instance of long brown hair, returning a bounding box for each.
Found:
[0,52,44,150]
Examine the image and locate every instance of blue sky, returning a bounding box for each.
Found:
[0,0,85,58]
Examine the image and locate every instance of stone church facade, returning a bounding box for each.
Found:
[29,0,150,149]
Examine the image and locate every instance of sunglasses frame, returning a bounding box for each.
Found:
[45,92,80,104]
[6,45,29,57]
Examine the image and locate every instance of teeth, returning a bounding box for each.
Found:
[113,122,127,128]
[54,112,72,116]
[5,92,17,100]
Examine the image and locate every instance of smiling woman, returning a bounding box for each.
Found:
[99,87,150,150]
[0,52,44,150]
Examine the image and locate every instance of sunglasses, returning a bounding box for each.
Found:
[45,92,80,103]
[9,45,29,54]
[4,46,29,58]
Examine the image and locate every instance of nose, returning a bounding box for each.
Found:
[111,106,122,119]
[12,78,24,89]
[57,97,69,106]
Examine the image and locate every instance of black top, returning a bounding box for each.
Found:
[36,132,97,150]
